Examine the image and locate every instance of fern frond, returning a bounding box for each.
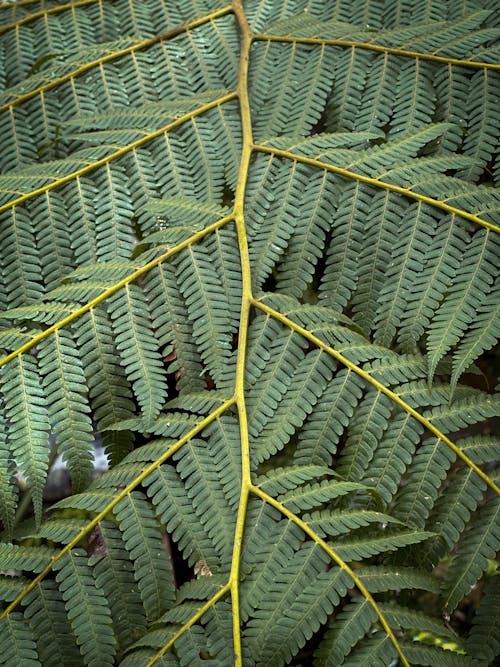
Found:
[239,499,303,621]
[459,69,499,182]
[451,280,500,391]
[424,466,487,557]
[393,436,455,528]
[203,414,242,509]
[336,632,396,667]
[399,641,472,666]
[0,611,39,666]
[319,179,370,313]
[176,242,233,389]
[246,326,308,453]
[0,543,57,573]
[398,217,469,353]
[379,602,461,642]
[242,542,350,666]
[335,389,393,482]
[1,354,50,526]
[277,479,374,512]
[314,598,377,666]
[76,307,135,465]
[0,419,18,540]
[458,435,500,465]
[91,520,147,653]
[172,437,236,565]
[0,204,43,310]
[144,463,219,569]
[114,491,175,621]
[466,574,500,666]
[333,528,435,561]
[38,328,94,492]
[0,575,29,604]
[108,284,168,423]
[251,349,335,464]
[358,565,440,594]
[249,41,334,139]
[144,262,205,393]
[443,498,499,612]
[275,168,335,299]
[53,549,115,666]
[304,509,401,538]
[255,464,335,493]
[427,229,498,381]
[294,369,364,467]
[426,393,500,431]
[373,202,438,348]
[362,413,422,504]
[0,2,498,665]
[24,581,83,666]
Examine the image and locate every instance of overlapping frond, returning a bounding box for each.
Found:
[0,0,498,665]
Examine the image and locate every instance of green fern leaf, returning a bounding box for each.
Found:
[38,329,94,492]
[398,641,472,666]
[0,543,58,573]
[374,202,438,348]
[76,307,135,465]
[336,390,393,482]
[251,349,335,463]
[294,369,364,467]
[144,463,219,569]
[333,528,435,561]
[362,413,423,504]
[0,611,39,667]
[358,565,440,594]
[0,419,18,540]
[172,438,236,565]
[24,581,83,666]
[393,436,456,528]
[424,466,487,559]
[113,491,175,621]
[379,602,461,642]
[0,2,498,665]
[466,574,500,666]
[459,69,499,181]
[176,243,234,389]
[242,542,350,666]
[451,281,500,391]
[1,354,50,526]
[315,598,378,666]
[277,479,374,512]
[443,498,500,612]
[427,230,498,381]
[304,509,401,538]
[145,261,205,393]
[458,435,500,465]
[53,549,115,667]
[338,633,396,667]
[108,284,168,423]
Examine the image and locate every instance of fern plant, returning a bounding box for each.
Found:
[0,0,499,664]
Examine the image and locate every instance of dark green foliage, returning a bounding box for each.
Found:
[0,0,498,666]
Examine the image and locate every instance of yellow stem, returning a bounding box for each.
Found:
[0,0,100,35]
[0,6,234,112]
[253,144,500,233]
[251,485,410,667]
[252,298,500,496]
[0,214,234,369]
[255,33,500,71]
[0,398,235,620]
[146,582,232,667]
[0,92,237,215]
[228,1,255,665]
